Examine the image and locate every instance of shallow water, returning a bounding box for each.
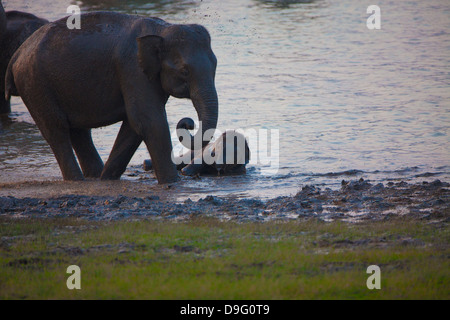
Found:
[1,0,449,199]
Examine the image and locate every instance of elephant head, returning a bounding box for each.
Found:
[137,24,218,150]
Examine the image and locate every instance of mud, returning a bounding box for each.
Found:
[0,178,448,223]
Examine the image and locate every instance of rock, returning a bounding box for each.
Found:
[341,178,372,192]
[297,185,320,197]
[371,183,385,192]
[395,181,408,187]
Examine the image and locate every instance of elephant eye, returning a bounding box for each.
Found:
[181,67,190,77]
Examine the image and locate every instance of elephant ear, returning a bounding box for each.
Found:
[136,35,164,81]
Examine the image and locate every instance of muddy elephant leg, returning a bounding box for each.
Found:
[101,120,142,180]
[70,128,104,178]
[132,110,179,184]
[0,98,11,115]
[17,91,84,180]
[35,118,84,181]
[118,71,179,184]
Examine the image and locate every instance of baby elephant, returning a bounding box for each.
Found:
[144,118,250,176]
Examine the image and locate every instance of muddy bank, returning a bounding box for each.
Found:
[0,178,448,222]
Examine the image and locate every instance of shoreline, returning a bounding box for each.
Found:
[0,178,448,223]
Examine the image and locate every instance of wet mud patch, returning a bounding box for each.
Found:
[0,179,448,223]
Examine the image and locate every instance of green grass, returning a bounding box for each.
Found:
[0,217,448,299]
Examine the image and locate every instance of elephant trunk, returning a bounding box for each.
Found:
[181,82,218,150]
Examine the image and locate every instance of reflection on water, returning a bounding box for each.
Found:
[0,114,58,182]
[75,0,199,15]
[255,0,319,9]
[0,0,449,199]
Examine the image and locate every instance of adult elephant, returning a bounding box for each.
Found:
[0,1,48,114]
[6,12,219,184]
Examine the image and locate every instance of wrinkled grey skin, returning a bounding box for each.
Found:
[6,12,218,184]
[144,118,250,176]
[0,1,48,114]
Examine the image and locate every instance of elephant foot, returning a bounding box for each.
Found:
[100,161,125,180]
[80,160,104,178]
[62,171,85,181]
[64,176,85,181]
[157,174,181,184]
[100,169,122,180]
[181,163,203,176]
[83,167,104,179]
[0,98,11,115]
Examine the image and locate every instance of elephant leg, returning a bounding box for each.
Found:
[130,111,179,184]
[101,120,142,180]
[70,128,104,178]
[118,70,179,184]
[38,122,84,181]
[0,97,11,115]
[20,94,84,180]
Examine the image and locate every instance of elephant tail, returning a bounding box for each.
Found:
[5,62,18,100]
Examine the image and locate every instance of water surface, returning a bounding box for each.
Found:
[1,0,449,199]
